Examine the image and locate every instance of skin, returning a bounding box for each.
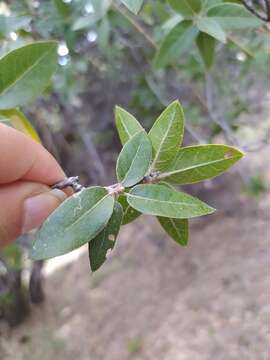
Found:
[0,123,69,248]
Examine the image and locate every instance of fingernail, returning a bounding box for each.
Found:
[22,189,67,234]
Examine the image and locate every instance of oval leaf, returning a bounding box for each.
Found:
[149,100,184,171]
[207,3,263,30]
[168,0,202,18]
[196,32,216,69]
[196,18,226,43]
[118,195,141,225]
[89,202,123,272]
[115,105,143,145]
[160,144,244,185]
[158,217,189,246]
[127,184,215,219]
[116,130,152,187]
[154,20,199,68]
[31,187,115,260]
[53,0,72,18]
[0,41,58,109]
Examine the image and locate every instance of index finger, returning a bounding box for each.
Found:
[0,123,65,185]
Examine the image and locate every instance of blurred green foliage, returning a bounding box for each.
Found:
[0,0,269,136]
[243,174,267,198]
[1,244,22,271]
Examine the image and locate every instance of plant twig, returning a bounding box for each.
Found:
[241,0,270,21]
[264,0,270,20]
[112,3,157,48]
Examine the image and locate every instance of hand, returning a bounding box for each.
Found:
[0,123,69,248]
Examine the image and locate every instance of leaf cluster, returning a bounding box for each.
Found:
[155,0,263,69]
[30,100,243,272]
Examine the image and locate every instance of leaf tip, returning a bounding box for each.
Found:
[170,99,181,108]
[207,205,216,215]
[115,104,122,112]
[224,146,245,160]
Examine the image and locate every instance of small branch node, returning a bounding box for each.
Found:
[52,177,85,193]
[143,171,161,184]
[105,183,125,196]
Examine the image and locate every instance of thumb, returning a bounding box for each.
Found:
[0,181,67,247]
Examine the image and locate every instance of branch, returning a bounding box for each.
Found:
[111,3,157,49]
[264,0,270,20]
[241,0,270,21]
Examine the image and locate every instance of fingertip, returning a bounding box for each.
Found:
[22,189,68,234]
[0,123,65,185]
[0,182,68,248]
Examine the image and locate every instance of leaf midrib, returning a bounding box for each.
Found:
[123,204,132,218]
[65,193,110,232]
[151,106,177,170]
[160,155,238,178]
[128,193,200,208]
[119,113,133,139]
[118,110,142,143]
[183,0,198,15]
[169,218,181,237]
[0,44,55,97]
[122,135,146,184]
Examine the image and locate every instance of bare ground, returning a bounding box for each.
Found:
[1,144,270,360]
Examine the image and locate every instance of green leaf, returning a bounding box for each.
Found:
[159,144,244,185]
[116,131,152,187]
[162,15,184,35]
[168,0,202,18]
[98,16,111,50]
[115,106,143,145]
[88,202,123,272]
[0,244,22,270]
[196,31,216,69]
[149,100,184,171]
[0,109,41,143]
[31,187,115,260]
[118,195,141,225]
[127,184,215,218]
[158,217,189,246]
[121,0,144,14]
[158,181,176,191]
[154,21,199,68]
[196,18,226,43]
[72,0,110,30]
[72,16,97,31]
[0,42,58,109]
[72,0,111,31]
[207,3,263,30]
[53,0,72,18]
[203,0,223,8]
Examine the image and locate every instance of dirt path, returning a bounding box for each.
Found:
[1,145,270,360]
